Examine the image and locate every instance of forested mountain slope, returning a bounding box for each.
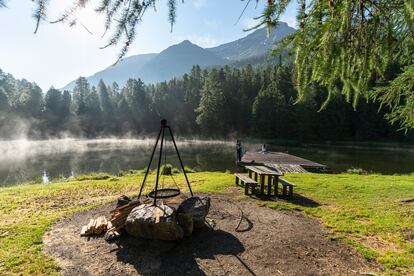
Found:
[63,23,294,90]
[1,65,412,142]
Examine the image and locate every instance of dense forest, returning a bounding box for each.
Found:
[0,64,412,142]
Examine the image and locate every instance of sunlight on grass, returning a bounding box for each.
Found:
[262,173,414,275]
[0,172,232,275]
[0,172,413,275]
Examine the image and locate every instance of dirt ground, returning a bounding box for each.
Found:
[43,191,380,275]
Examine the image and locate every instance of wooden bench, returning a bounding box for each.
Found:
[235,173,257,195]
[277,177,296,197]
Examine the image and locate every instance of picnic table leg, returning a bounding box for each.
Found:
[235,177,239,186]
[274,176,279,197]
[282,184,287,196]
[244,181,248,195]
[248,170,252,178]
[254,172,258,181]
[260,174,265,194]
[267,175,272,196]
[289,186,293,197]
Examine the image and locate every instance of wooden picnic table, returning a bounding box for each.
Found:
[245,165,283,196]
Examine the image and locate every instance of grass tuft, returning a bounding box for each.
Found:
[74,173,112,181]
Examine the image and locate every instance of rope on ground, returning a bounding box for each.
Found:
[234,203,245,232]
[228,199,251,232]
[202,198,250,232]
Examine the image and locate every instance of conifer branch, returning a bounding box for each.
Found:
[33,0,48,34]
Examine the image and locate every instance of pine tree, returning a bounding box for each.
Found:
[0,87,10,113]
[84,86,103,135]
[97,79,115,133]
[0,87,10,137]
[44,88,62,116]
[117,95,133,131]
[252,82,288,138]
[123,78,148,132]
[0,69,16,105]
[15,82,43,117]
[73,77,90,115]
[61,90,72,118]
[196,70,227,135]
[294,89,318,141]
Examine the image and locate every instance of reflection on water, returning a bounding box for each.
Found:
[0,139,413,186]
[42,171,49,184]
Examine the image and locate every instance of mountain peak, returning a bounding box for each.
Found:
[159,39,210,57]
[180,39,193,45]
[171,39,201,49]
[146,39,225,82]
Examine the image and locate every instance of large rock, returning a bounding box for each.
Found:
[178,196,210,228]
[125,204,184,240]
[177,212,194,237]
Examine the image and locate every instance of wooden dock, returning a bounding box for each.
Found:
[239,151,328,173]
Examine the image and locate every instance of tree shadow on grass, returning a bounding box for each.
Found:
[112,228,247,275]
[283,193,320,208]
[248,193,320,208]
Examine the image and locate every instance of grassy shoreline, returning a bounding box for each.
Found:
[0,172,413,275]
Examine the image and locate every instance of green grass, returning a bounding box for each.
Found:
[0,172,233,275]
[0,172,413,275]
[264,173,414,275]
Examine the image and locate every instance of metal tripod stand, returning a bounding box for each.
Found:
[137,119,194,206]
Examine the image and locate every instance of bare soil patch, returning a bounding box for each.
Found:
[358,236,404,254]
[44,194,379,275]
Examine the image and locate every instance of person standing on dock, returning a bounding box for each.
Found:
[261,144,267,153]
[236,140,244,162]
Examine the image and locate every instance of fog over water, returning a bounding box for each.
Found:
[1,138,413,186]
[0,138,235,185]
[0,138,233,161]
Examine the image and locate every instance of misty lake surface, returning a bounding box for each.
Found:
[0,138,413,186]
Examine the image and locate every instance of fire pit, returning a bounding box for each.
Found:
[81,120,211,241]
[126,119,210,240]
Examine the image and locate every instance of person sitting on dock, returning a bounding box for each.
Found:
[236,140,244,162]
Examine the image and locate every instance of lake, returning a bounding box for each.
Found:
[1,138,413,186]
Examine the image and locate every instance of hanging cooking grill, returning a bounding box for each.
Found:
[137,119,193,205]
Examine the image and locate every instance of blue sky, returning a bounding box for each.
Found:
[0,0,298,90]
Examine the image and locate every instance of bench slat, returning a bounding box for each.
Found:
[254,166,283,175]
[234,173,257,184]
[279,177,296,186]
